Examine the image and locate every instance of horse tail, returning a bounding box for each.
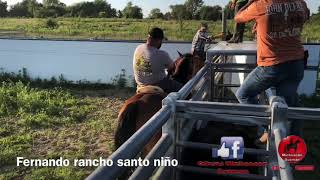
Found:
[114,94,144,150]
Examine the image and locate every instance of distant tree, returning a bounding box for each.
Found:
[35,0,66,17]
[43,0,60,7]
[184,0,203,19]
[9,2,28,17]
[0,0,8,17]
[93,0,116,17]
[318,6,320,13]
[68,0,116,18]
[170,4,191,20]
[27,0,41,17]
[122,2,143,19]
[163,12,172,20]
[117,10,123,18]
[149,8,164,19]
[198,5,222,21]
[9,0,41,17]
[69,2,96,17]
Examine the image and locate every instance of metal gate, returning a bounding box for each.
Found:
[87,52,320,180]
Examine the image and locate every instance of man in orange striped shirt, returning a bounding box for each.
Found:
[234,0,310,136]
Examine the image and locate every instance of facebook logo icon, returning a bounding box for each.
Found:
[212,137,244,160]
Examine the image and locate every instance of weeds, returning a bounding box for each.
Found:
[0,82,92,128]
[0,67,133,90]
[0,68,135,179]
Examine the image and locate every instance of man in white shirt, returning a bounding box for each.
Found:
[133,27,183,93]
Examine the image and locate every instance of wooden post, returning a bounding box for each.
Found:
[222,10,227,41]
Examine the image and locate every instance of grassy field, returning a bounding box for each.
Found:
[0,16,319,42]
[0,18,233,41]
[0,80,135,179]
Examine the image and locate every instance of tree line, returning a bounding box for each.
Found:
[0,0,235,20]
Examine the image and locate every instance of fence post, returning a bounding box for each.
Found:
[269,96,293,180]
[222,10,227,41]
[162,92,180,179]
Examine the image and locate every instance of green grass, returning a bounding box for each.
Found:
[302,14,320,42]
[0,18,274,41]
[0,81,135,179]
[0,16,319,42]
[0,82,90,127]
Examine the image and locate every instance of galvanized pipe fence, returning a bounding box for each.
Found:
[87,55,320,180]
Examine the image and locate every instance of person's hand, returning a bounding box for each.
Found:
[206,36,212,42]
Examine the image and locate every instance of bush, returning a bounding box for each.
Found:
[45,18,59,29]
[112,69,127,88]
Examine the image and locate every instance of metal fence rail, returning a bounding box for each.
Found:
[86,106,171,180]
[128,134,172,180]
[87,57,216,180]
[87,54,320,180]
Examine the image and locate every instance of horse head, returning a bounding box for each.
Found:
[168,51,204,84]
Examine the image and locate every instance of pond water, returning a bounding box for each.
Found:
[0,39,192,85]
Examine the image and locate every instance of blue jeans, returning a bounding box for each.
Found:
[235,60,305,136]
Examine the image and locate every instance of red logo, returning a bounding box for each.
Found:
[278,136,307,164]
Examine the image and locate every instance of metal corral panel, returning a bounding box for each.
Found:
[207,41,320,96]
[207,41,257,56]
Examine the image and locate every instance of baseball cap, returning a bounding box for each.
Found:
[148,27,168,40]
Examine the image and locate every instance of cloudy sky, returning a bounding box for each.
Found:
[5,0,320,16]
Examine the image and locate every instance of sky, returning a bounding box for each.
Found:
[5,0,320,16]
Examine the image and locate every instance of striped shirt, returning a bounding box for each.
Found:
[191,30,210,53]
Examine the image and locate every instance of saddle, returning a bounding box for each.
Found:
[136,85,165,95]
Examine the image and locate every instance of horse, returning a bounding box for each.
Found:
[113,52,203,180]
[114,52,204,156]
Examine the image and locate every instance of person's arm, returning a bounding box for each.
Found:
[160,51,176,76]
[235,0,262,23]
[198,32,211,41]
[160,51,174,68]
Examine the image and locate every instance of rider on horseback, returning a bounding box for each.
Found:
[133,27,183,94]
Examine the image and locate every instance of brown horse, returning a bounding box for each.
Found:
[114,53,204,156]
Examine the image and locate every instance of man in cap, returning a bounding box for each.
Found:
[191,22,212,61]
[133,27,183,94]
